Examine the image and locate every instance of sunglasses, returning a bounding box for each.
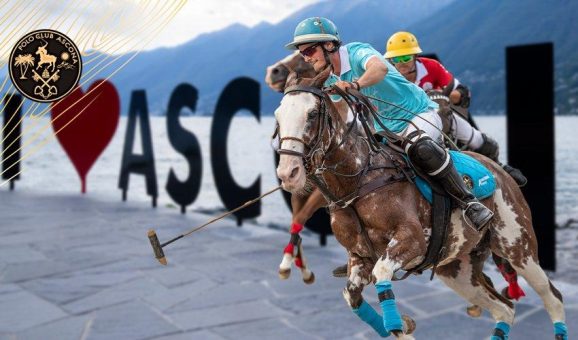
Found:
[390,55,414,64]
[299,43,320,57]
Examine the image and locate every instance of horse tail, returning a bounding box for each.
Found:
[476,270,514,309]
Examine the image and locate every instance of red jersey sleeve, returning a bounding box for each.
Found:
[419,57,454,89]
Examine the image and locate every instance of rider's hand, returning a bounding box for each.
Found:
[332,81,355,93]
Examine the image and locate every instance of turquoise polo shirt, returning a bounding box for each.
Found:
[324,42,438,133]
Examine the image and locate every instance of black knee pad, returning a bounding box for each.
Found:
[407,136,448,174]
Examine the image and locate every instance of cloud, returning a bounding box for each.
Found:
[0,0,322,58]
[147,0,322,50]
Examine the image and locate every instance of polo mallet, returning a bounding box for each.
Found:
[148,185,282,265]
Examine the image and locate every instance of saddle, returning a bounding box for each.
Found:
[401,150,496,279]
[325,86,495,279]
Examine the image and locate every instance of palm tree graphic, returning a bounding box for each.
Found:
[14,54,35,79]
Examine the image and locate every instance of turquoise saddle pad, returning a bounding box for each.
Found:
[414,151,496,204]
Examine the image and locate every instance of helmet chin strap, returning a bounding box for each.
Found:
[322,43,338,72]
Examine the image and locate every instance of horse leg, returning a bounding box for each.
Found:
[510,259,567,339]
[343,254,416,338]
[344,254,389,337]
[492,253,525,300]
[279,190,325,280]
[372,224,425,339]
[295,189,349,277]
[491,188,567,339]
[466,253,525,318]
[278,222,303,279]
[436,251,515,340]
[279,192,311,279]
[294,240,315,284]
[293,188,325,225]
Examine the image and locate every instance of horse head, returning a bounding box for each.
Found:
[275,67,340,193]
[265,52,316,93]
[36,45,47,56]
[36,40,49,56]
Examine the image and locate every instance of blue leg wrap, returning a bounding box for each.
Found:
[490,321,510,340]
[375,280,403,332]
[352,300,390,337]
[554,321,568,340]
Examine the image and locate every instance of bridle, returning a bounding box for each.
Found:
[276,84,382,208]
[276,84,331,171]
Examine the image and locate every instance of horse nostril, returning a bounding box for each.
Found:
[272,68,279,75]
[289,167,299,179]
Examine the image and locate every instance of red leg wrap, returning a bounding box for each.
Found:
[284,243,294,255]
[498,264,526,300]
[290,222,304,234]
[294,256,304,269]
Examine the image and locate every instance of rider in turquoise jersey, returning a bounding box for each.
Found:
[286,17,493,232]
[325,41,436,134]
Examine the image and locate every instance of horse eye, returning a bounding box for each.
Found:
[308,110,317,119]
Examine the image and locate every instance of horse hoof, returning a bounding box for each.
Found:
[278,268,291,280]
[392,329,415,339]
[402,315,416,335]
[303,272,315,285]
[466,305,483,318]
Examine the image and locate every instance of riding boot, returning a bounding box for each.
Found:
[502,164,528,187]
[406,134,494,231]
[475,133,500,161]
[475,133,528,187]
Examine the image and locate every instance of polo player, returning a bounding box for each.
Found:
[384,31,527,186]
[284,17,494,232]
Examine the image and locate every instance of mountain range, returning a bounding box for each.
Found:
[4,0,577,115]
[92,0,458,115]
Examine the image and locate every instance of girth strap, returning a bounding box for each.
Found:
[394,190,451,281]
[357,173,407,199]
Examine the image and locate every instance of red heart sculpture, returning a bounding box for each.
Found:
[51,79,120,193]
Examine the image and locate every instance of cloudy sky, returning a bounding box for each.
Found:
[147,0,321,50]
[0,0,322,59]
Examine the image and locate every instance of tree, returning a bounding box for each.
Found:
[14,54,35,79]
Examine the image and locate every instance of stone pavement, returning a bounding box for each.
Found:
[0,190,577,340]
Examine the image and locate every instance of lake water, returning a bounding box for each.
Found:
[8,116,578,227]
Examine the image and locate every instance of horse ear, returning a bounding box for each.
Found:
[286,71,298,87]
[312,67,331,88]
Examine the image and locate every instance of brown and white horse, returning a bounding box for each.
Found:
[266,52,527,314]
[273,69,567,339]
[267,52,338,283]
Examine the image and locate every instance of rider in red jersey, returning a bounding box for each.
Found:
[385,31,526,187]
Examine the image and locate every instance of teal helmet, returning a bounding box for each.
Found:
[285,17,340,50]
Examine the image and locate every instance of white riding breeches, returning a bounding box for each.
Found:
[400,109,443,142]
[400,109,484,151]
[449,113,483,150]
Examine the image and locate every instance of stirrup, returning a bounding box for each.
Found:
[463,201,494,231]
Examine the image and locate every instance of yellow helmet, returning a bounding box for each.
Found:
[384,31,422,58]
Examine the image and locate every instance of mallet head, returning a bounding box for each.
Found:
[147,229,167,265]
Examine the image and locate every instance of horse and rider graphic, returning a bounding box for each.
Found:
[9,30,82,103]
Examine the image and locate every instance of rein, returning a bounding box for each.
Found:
[276,84,411,264]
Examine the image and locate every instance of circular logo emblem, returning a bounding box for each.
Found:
[9,29,82,102]
[462,174,474,190]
